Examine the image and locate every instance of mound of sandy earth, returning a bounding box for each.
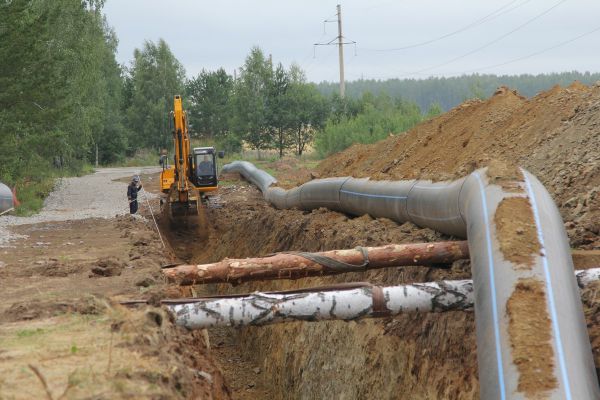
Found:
[318,83,600,249]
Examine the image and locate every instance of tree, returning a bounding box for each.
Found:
[230,47,273,157]
[315,92,424,157]
[267,63,293,158]
[0,0,126,183]
[125,39,186,151]
[186,68,233,137]
[285,67,328,156]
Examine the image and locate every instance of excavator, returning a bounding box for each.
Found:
[159,95,224,227]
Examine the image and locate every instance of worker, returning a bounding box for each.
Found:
[127,175,143,214]
[197,155,213,176]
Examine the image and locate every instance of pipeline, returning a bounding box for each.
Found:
[222,160,599,400]
[0,182,14,214]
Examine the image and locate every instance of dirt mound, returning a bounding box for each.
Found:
[2,295,107,322]
[90,257,126,277]
[318,83,600,249]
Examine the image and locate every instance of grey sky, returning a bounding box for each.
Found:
[103,0,600,83]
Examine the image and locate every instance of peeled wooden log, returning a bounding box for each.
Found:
[166,268,600,329]
[163,241,469,285]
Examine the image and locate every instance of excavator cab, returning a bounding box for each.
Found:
[193,147,217,188]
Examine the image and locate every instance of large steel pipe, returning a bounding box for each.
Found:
[222,160,599,400]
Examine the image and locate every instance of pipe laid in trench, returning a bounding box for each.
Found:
[162,241,469,285]
[221,160,599,400]
[168,267,600,329]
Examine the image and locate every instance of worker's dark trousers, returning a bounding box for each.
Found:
[130,200,138,214]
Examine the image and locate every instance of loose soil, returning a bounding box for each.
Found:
[506,279,556,397]
[494,197,540,268]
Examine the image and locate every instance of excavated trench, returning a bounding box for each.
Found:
[162,180,481,399]
[158,83,600,398]
[161,166,600,399]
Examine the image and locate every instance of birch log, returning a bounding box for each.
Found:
[169,280,474,329]
[163,241,469,285]
[168,267,600,329]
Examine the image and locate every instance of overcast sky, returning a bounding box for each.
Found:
[103,0,600,83]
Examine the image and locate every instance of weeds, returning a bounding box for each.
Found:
[17,328,45,338]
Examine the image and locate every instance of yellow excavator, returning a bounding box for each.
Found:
[159,95,224,226]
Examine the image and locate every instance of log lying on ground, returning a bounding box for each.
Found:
[163,241,470,285]
[167,267,600,329]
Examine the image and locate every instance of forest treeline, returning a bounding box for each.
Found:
[316,71,600,112]
[0,0,436,189]
[1,0,596,194]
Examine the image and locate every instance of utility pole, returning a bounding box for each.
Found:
[337,4,345,98]
[314,5,356,99]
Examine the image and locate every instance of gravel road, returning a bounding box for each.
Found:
[0,166,161,246]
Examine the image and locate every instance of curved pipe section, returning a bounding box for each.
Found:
[222,160,599,400]
[0,182,14,213]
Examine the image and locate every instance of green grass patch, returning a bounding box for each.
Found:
[16,328,45,338]
[14,177,56,216]
[115,149,159,168]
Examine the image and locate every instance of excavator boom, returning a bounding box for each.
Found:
[172,96,189,195]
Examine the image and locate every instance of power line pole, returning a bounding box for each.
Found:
[314,4,356,99]
[336,4,345,98]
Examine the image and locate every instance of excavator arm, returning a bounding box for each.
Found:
[172,95,189,196]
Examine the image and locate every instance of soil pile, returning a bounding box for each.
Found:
[318,83,600,249]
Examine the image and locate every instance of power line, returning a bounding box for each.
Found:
[357,23,600,81]
[404,0,567,76]
[460,24,600,74]
[361,0,529,52]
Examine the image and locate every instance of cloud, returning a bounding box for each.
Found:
[103,0,600,82]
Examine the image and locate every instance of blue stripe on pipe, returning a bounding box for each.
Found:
[339,189,408,200]
[522,171,572,400]
[412,184,455,190]
[474,172,507,400]
[408,214,463,222]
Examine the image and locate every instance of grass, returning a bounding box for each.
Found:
[14,177,57,216]
[16,328,46,338]
[11,162,95,217]
[115,149,159,168]
[0,310,162,398]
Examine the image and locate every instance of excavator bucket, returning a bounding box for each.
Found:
[164,198,208,239]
